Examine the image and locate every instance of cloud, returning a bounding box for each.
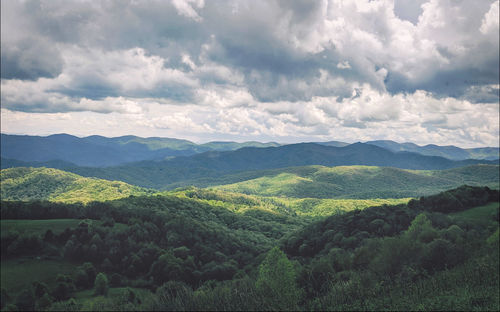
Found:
[0,0,498,147]
[480,1,500,34]
[0,37,63,80]
[172,0,205,22]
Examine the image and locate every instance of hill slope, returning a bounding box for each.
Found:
[212,164,500,199]
[0,167,153,203]
[65,143,497,189]
[161,142,495,172]
[366,140,499,160]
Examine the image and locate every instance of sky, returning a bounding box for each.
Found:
[1,0,499,147]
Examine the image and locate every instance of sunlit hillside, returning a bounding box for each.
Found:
[0,167,153,203]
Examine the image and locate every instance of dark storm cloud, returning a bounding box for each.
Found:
[0,37,63,80]
[385,63,500,104]
[1,0,499,111]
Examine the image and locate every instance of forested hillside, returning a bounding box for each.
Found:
[0,167,153,203]
[213,165,500,198]
[1,141,499,311]
[1,186,498,310]
[62,145,497,190]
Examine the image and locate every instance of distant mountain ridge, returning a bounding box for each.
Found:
[157,142,497,172]
[212,164,500,199]
[0,133,280,167]
[56,142,498,190]
[2,134,497,169]
[364,140,499,160]
[316,140,499,160]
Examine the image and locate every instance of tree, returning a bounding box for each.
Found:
[256,247,302,310]
[1,288,10,309]
[15,288,35,311]
[94,273,109,296]
[75,269,89,289]
[405,213,437,243]
[82,262,97,284]
[32,281,49,298]
[52,282,71,301]
[36,293,53,310]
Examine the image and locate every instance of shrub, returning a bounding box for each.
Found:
[94,273,109,296]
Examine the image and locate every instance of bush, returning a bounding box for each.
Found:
[36,293,53,310]
[94,273,109,296]
[1,288,10,309]
[15,288,35,311]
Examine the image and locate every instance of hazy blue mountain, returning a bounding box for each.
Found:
[314,141,350,147]
[66,143,497,189]
[0,157,77,169]
[161,142,495,172]
[365,140,499,160]
[0,134,280,167]
[200,141,280,150]
[0,133,197,167]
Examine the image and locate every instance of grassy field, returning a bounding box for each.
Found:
[1,219,84,236]
[450,202,499,227]
[1,219,128,237]
[1,258,77,294]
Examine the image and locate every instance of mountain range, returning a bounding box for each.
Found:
[1,134,498,168]
[0,133,280,167]
[362,140,499,160]
[41,143,499,190]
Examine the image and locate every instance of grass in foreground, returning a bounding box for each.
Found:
[1,219,84,236]
[1,259,77,294]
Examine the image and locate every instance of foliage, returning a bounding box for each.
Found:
[256,247,302,310]
[0,184,498,311]
[35,144,499,189]
[172,186,411,218]
[0,167,154,203]
[213,165,499,199]
[15,288,35,311]
[0,259,77,295]
[94,273,109,296]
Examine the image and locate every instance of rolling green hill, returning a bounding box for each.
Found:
[0,167,153,203]
[61,143,497,190]
[212,164,500,199]
[169,187,411,218]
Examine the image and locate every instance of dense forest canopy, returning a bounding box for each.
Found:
[1,181,498,310]
[1,137,499,311]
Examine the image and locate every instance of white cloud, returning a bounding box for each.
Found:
[337,61,351,69]
[171,0,205,22]
[480,1,499,34]
[1,0,498,147]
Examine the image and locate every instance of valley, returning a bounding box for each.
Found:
[0,135,499,311]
